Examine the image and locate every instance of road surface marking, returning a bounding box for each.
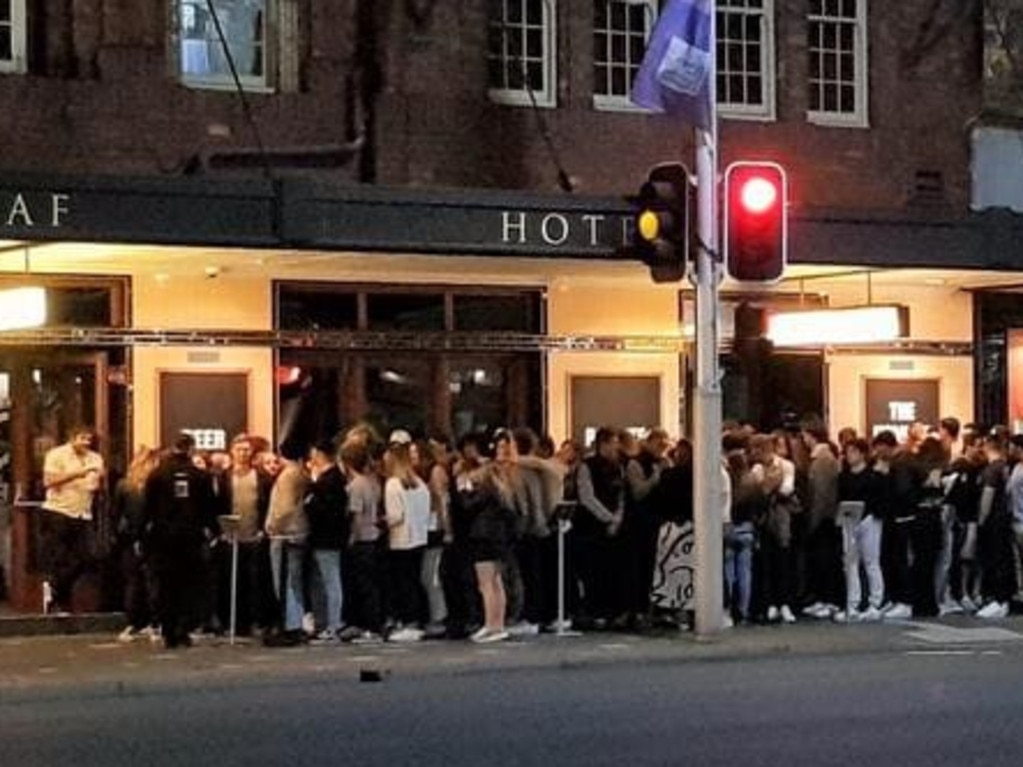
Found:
[598,643,632,651]
[905,650,975,656]
[347,655,381,663]
[902,622,1023,645]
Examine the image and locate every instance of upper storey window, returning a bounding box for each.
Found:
[592,0,657,111]
[807,0,869,127]
[0,0,27,74]
[487,0,557,107]
[717,0,776,120]
[177,0,269,90]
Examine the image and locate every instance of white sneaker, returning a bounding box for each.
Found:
[767,606,780,622]
[507,621,540,637]
[832,610,848,623]
[472,629,509,644]
[469,626,491,642]
[310,629,339,645]
[387,627,424,643]
[780,605,797,624]
[960,596,979,614]
[977,601,1009,620]
[802,602,827,618]
[148,627,163,644]
[860,606,884,622]
[884,603,913,620]
[939,600,964,617]
[117,626,138,643]
[722,614,734,629]
[302,612,316,635]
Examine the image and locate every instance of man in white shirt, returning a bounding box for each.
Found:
[40,426,105,614]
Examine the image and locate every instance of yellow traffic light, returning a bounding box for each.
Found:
[637,209,662,242]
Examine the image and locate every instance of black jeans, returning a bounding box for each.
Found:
[120,543,154,630]
[760,533,793,609]
[38,512,92,609]
[388,548,426,626]
[883,517,914,606]
[348,542,385,633]
[152,547,201,645]
[806,522,843,607]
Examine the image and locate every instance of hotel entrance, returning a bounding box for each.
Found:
[0,350,121,611]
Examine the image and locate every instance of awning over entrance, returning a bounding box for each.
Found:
[2,172,1023,269]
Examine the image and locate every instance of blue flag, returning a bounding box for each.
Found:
[631,0,714,130]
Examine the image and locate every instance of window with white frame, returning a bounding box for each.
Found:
[487,0,556,107]
[807,0,868,127]
[177,0,268,90]
[0,0,27,74]
[592,0,656,109]
[716,0,775,120]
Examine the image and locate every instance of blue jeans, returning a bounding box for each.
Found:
[312,549,343,632]
[724,523,756,620]
[270,540,306,632]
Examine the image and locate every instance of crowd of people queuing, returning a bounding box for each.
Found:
[37,413,1023,651]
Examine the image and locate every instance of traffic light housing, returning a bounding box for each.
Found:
[724,161,788,283]
[632,162,691,283]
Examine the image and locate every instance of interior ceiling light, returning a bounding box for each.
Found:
[766,305,908,346]
[0,287,47,331]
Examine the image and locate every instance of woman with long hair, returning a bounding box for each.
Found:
[383,431,431,642]
[459,453,516,644]
[114,446,161,642]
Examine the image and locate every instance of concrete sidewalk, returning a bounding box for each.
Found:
[2,615,1022,701]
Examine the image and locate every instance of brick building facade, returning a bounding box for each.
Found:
[0,1,984,216]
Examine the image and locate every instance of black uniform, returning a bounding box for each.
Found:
[143,452,215,647]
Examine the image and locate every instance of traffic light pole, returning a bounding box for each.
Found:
[691,10,724,637]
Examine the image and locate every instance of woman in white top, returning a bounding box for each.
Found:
[384,431,431,642]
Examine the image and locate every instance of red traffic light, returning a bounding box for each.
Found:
[739,176,779,215]
[724,162,788,283]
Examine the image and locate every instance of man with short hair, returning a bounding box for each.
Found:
[40,426,105,614]
[144,432,215,648]
[800,422,842,619]
[217,434,273,635]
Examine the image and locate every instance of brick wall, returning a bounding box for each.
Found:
[0,1,983,218]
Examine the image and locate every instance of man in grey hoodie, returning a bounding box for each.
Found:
[511,427,564,631]
[801,422,842,618]
[264,442,310,645]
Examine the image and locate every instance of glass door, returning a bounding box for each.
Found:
[0,351,109,612]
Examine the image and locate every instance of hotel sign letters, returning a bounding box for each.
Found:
[499,210,635,251]
[1,191,71,230]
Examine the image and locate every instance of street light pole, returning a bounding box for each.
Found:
[691,5,724,637]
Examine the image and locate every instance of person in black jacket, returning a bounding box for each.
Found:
[305,439,348,642]
[143,433,216,649]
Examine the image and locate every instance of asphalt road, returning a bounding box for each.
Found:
[2,648,1022,767]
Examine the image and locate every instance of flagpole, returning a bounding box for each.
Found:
[691,1,724,636]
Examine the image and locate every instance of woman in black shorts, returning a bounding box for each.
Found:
[458,460,516,644]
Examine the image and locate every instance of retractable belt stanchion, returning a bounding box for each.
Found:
[554,501,581,638]
[218,515,241,645]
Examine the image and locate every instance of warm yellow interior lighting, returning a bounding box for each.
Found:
[0,287,47,331]
[766,305,907,346]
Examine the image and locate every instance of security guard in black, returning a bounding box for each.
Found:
[143,433,216,648]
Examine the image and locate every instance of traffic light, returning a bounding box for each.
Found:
[724,161,788,283]
[632,162,691,283]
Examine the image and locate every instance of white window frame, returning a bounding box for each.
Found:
[592,0,658,113]
[0,0,27,75]
[487,0,558,108]
[807,0,869,128]
[716,0,776,122]
[174,0,275,93]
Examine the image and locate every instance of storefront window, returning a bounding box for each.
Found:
[275,283,545,445]
[367,293,445,331]
[453,292,542,332]
[277,289,358,330]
